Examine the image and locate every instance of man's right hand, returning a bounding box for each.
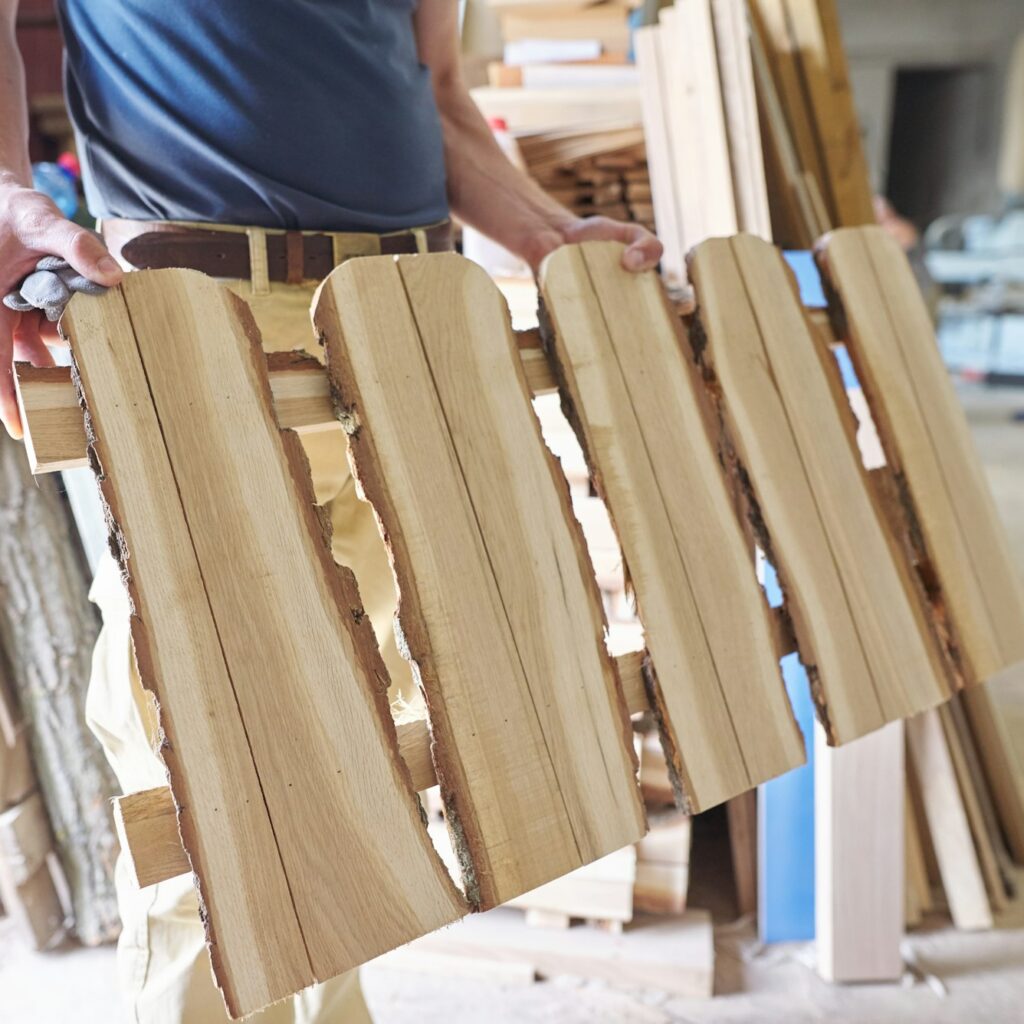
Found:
[0,174,122,439]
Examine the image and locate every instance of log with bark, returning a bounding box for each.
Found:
[0,431,120,945]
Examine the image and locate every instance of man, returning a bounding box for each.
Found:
[0,2,661,1021]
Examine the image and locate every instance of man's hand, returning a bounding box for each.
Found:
[522,213,663,276]
[0,176,122,438]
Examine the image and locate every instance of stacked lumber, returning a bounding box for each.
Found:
[490,0,639,71]
[0,659,66,950]
[635,0,771,285]
[523,138,654,233]
[748,0,875,247]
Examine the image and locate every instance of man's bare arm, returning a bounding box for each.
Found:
[414,0,662,274]
[0,0,120,438]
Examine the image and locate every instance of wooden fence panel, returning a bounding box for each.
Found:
[541,241,804,812]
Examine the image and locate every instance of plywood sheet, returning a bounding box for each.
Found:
[690,235,950,743]
[541,241,804,813]
[65,273,465,1017]
[314,254,645,911]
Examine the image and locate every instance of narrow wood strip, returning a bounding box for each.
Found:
[314,255,644,910]
[906,709,993,931]
[541,241,804,812]
[119,270,465,1000]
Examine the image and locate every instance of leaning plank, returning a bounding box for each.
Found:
[68,275,466,1017]
[784,0,875,226]
[906,709,993,930]
[541,241,804,812]
[314,254,645,910]
[689,235,950,743]
[635,25,686,286]
[712,0,772,240]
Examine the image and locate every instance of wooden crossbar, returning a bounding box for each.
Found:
[13,338,557,475]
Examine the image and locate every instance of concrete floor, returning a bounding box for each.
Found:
[2,384,1023,1024]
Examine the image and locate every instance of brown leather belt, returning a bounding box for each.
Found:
[102,219,453,282]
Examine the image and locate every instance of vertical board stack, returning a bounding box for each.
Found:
[747,0,875,246]
[635,0,772,285]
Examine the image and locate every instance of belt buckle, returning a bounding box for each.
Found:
[331,232,383,265]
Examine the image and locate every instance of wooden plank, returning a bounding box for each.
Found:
[14,335,559,476]
[314,254,645,911]
[938,704,1008,910]
[822,227,1024,677]
[690,235,949,743]
[635,25,686,286]
[815,720,904,982]
[64,285,314,1015]
[0,792,53,887]
[67,274,465,1017]
[906,709,993,931]
[784,0,875,226]
[541,241,803,813]
[726,791,757,918]
[749,0,829,198]
[711,0,772,240]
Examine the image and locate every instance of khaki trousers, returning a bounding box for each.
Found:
[86,275,414,1023]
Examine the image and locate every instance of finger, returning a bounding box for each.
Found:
[32,210,122,287]
[621,231,663,272]
[13,313,56,368]
[38,317,65,345]
[0,307,24,439]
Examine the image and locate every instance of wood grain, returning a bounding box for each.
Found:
[68,274,466,1017]
[314,254,645,910]
[690,235,950,743]
[541,241,804,812]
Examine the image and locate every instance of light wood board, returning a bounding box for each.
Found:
[541,241,804,812]
[65,273,466,1017]
[815,720,905,982]
[690,235,950,743]
[906,709,993,930]
[314,254,645,910]
[822,234,1024,675]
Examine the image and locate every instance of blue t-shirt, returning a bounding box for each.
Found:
[56,0,450,232]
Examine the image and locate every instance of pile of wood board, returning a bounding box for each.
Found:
[522,138,654,235]
[635,0,772,286]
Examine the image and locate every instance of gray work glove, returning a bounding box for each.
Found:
[3,255,110,322]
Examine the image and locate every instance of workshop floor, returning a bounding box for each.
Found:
[2,383,1023,1024]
